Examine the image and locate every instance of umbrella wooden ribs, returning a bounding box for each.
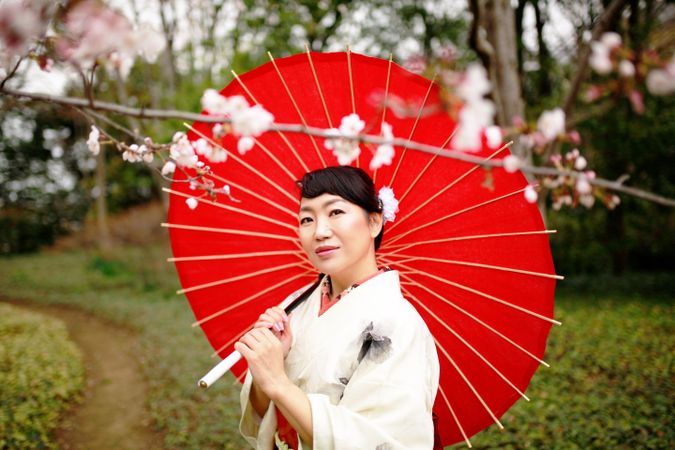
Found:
[166,50,562,447]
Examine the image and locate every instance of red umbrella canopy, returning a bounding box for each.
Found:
[167,51,559,447]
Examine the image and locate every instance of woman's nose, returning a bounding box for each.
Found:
[314,218,332,239]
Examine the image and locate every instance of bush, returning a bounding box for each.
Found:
[0,303,84,449]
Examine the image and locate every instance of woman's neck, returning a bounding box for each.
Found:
[329,257,379,299]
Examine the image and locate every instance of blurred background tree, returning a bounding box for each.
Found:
[0,0,673,276]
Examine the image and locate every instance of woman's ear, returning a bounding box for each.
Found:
[369,212,384,238]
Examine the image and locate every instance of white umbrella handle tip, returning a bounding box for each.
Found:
[197,350,243,389]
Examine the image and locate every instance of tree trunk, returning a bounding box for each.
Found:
[470,0,543,221]
[470,0,526,132]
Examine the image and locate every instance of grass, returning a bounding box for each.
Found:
[0,244,672,449]
[0,303,84,449]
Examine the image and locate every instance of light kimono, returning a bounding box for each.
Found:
[239,270,440,449]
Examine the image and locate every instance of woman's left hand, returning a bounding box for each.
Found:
[235,327,289,397]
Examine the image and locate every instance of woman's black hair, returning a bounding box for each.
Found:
[286,166,384,315]
[297,165,385,250]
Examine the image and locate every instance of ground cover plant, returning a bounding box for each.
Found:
[0,244,672,449]
[0,303,84,449]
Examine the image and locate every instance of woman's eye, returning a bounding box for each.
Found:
[300,217,312,225]
[330,209,344,217]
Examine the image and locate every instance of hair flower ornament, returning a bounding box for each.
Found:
[378,186,399,223]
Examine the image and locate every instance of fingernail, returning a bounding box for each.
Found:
[273,323,281,332]
[278,321,285,331]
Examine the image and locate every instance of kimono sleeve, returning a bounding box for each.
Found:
[306,314,440,450]
[239,370,277,449]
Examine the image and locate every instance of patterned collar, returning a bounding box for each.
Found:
[321,265,392,302]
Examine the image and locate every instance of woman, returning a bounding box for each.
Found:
[235,166,440,449]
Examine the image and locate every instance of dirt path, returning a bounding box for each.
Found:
[4,300,163,450]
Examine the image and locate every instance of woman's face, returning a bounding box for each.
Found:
[298,193,381,276]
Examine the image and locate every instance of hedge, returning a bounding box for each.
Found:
[0,303,84,449]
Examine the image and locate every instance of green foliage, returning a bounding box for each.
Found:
[0,304,84,449]
[0,246,672,449]
[550,94,675,275]
[452,292,674,449]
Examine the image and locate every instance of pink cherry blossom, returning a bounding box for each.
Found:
[231,105,274,137]
[87,125,100,155]
[589,42,613,75]
[524,185,538,203]
[170,135,198,168]
[237,136,255,155]
[161,161,176,176]
[503,154,521,173]
[536,108,565,141]
[186,197,198,210]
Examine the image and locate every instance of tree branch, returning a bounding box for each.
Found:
[2,86,673,208]
[562,0,628,117]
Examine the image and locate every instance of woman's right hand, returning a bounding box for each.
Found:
[254,306,293,357]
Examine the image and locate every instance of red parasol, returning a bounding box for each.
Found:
[166,50,561,447]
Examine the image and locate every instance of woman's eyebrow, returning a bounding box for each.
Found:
[299,198,343,213]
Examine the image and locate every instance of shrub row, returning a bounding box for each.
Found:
[0,303,84,449]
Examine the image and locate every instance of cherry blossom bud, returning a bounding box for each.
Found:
[512,115,526,129]
[503,154,521,173]
[186,197,198,210]
[237,136,254,155]
[584,85,604,102]
[524,185,538,203]
[576,177,592,194]
[87,126,100,155]
[600,32,622,49]
[161,161,175,176]
[212,123,225,138]
[172,131,186,143]
[568,130,581,144]
[608,195,621,209]
[646,68,675,96]
[618,60,635,77]
[579,194,595,208]
[628,90,645,114]
[574,156,587,170]
[485,126,502,148]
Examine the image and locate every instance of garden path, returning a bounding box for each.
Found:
[6,301,163,450]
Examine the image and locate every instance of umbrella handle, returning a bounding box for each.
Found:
[197,350,242,389]
[197,279,321,389]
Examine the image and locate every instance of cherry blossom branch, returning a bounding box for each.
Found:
[2,86,673,208]
[562,0,627,116]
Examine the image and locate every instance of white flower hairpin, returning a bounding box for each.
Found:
[378,186,399,223]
